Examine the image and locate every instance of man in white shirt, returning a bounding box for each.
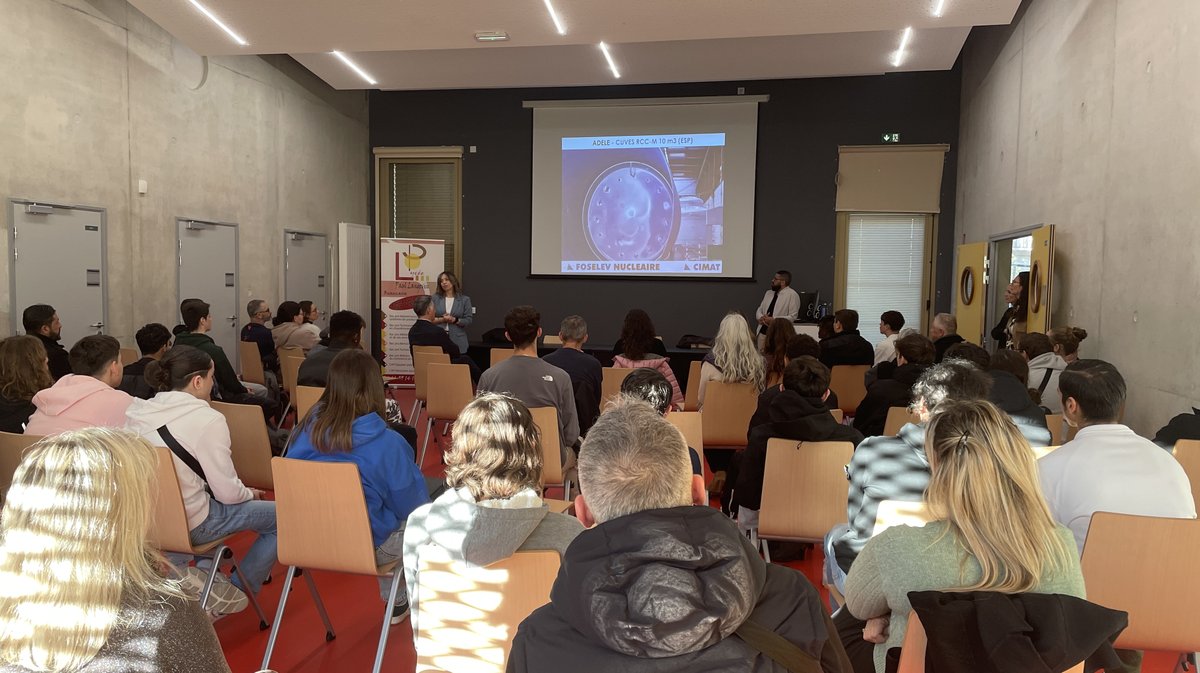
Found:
[1038,359,1195,555]
[873,310,905,365]
[755,270,801,348]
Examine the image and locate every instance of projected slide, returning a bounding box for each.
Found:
[561,133,725,275]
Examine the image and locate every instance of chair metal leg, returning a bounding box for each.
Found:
[229,557,270,630]
[409,400,421,428]
[564,478,573,501]
[419,417,435,466]
[761,537,771,564]
[197,544,227,610]
[261,566,297,671]
[276,401,292,430]
[372,568,404,673]
[303,568,336,641]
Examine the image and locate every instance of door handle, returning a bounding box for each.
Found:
[90,322,104,334]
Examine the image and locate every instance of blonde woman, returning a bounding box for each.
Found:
[839,399,1084,673]
[402,392,584,641]
[0,429,230,673]
[697,312,766,408]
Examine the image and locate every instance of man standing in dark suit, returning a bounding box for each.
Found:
[409,295,481,381]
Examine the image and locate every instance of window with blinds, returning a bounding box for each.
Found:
[844,213,929,346]
[385,160,460,276]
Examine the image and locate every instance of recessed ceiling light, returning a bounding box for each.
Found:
[598,41,620,79]
[932,0,947,17]
[891,26,913,67]
[475,31,510,42]
[543,0,566,35]
[187,0,247,46]
[331,51,377,86]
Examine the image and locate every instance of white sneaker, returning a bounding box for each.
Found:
[390,600,411,626]
[182,566,250,614]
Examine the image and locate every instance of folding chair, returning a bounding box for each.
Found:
[829,365,870,415]
[872,499,930,536]
[530,406,571,499]
[120,347,139,368]
[700,381,758,450]
[542,335,563,347]
[411,351,450,428]
[683,360,703,411]
[212,400,275,491]
[1173,440,1200,509]
[295,385,325,422]
[421,363,473,466]
[277,350,305,426]
[666,411,709,489]
[238,340,266,386]
[756,439,855,562]
[600,367,634,410]
[490,348,515,368]
[0,432,43,505]
[884,406,921,436]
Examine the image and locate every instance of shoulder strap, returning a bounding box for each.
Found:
[1037,368,1055,395]
[735,619,826,673]
[158,425,213,498]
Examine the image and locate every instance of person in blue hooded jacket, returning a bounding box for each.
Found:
[285,348,430,625]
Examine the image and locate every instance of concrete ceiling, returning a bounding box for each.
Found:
[127,0,1021,90]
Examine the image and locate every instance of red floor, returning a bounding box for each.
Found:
[216,387,1183,673]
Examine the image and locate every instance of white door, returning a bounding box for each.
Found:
[178,219,239,367]
[284,230,330,331]
[9,199,107,346]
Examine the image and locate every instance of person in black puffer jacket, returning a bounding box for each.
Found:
[818,309,874,369]
[853,334,935,438]
[987,349,1052,442]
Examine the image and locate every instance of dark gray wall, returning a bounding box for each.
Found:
[370,69,960,345]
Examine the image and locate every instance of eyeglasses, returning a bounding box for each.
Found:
[255,310,271,316]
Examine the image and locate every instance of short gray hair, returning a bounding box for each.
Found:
[559,315,588,342]
[412,295,433,317]
[933,313,958,335]
[578,397,692,523]
[246,299,266,319]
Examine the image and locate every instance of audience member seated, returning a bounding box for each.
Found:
[507,401,849,673]
[760,317,794,388]
[287,349,429,625]
[826,360,991,594]
[748,334,840,433]
[407,295,481,381]
[26,335,133,436]
[619,367,703,476]
[175,299,272,408]
[1020,332,1067,413]
[0,429,230,673]
[0,336,52,434]
[271,300,319,351]
[125,345,277,617]
[838,400,1085,673]
[873,311,904,366]
[120,323,171,400]
[853,334,935,437]
[819,309,874,368]
[817,314,836,340]
[1153,407,1200,450]
[298,310,365,387]
[696,312,764,409]
[928,312,965,362]
[542,315,602,436]
[298,300,323,343]
[22,303,71,380]
[241,299,279,373]
[1047,326,1087,364]
[403,392,584,636]
[988,349,1049,427]
[991,272,1029,350]
[734,357,865,526]
[612,309,683,408]
[1039,359,1196,555]
[479,306,579,462]
[944,342,1050,445]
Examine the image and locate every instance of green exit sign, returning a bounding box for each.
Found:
[882,132,901,143]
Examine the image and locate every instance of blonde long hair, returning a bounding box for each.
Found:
[713,312,765,390]
[924,400,1071,592]
[0,429,181,672]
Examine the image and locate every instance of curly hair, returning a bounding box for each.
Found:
[713,312,765,389]
[446,393,543,501]
[617,309,658,360]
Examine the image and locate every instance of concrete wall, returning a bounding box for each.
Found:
[0,0,369,344]
[956,0,1200,434]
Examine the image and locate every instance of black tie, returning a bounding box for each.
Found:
[760,291,779,335]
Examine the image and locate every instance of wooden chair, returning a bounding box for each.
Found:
[600,367,635,410]
[666,411,709,489]
[683,360,703,411]
[421,363,474,466]
[414,546,561,673]
[412,345,444,356]
[830,408,844,423]
[1173,440,1200,510]
[490,348,515,368]
[542,335,563,347]
[872,499,931,536]
[0,432,43,505]
[411,351,450,427]
[756,439,855,562]
[896,612,1082,673]
[149,447,269,628]
[277,350,305,426]
[120,347,139,368]
[700,381,758,449]
[1031,444,1060,460]
[530,406,571,499]
[884,406,920,436]
[211,401,275,491]
[1080,512,1200,660]
[544,498,572,514]
[295,385,324,422]
[262,457,403,673]
[829,364,870,415]
[238,340,266,386]
[1045,414,1064,445]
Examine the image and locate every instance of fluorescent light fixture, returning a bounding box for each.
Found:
[598,41,620,79]
[475,31,510,42]
[543,0,566,35]
[932,0,947,17]
[891,26,913,67]
[187,0,247,46]
[331,50,377,86]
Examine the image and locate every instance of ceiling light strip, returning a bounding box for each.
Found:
[331,50,377,86]
[932,0,947,17]
[598,42,620,79]
[543,0,566,35]
[891,26,913,67]
[187,0,247,45]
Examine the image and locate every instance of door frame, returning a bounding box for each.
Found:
[8,198,109,337]
[282,228,332,320]
[984,223,1048,346]
[176,217,240,365]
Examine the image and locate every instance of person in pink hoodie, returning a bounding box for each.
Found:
[25,335,133,436]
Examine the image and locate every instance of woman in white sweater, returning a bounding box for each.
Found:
[125,344,277,616]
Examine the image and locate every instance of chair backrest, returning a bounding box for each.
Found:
[700,381,758,449]
[414,351,450,403]
[884,406,920,436]
[426,363,474,421]
[529,406,564,489]
[415,546,561,673]
[490,348,515,368]
[237,340,266,385]
[683,360,703,411]
[1045,413,1064,445]
[872,499,931,536]
[295,385,324,421]
[271,457,381,574]
[211,400,275,491]
[148,446,201,554]
[120,347,139,369]
[280,350,305,398]
[1173,440,1200,510]
[1031,444,1060,460]
[758,439,855,541]
[829,365,870,414]
[600,367,635,410]
[666,411,707,484]
[413,345,444,356]
[0,432,43,504]
[830,408,844,423]
[1080,511,1200,652]
[896,612,1084,673]
[542,335,563,347]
